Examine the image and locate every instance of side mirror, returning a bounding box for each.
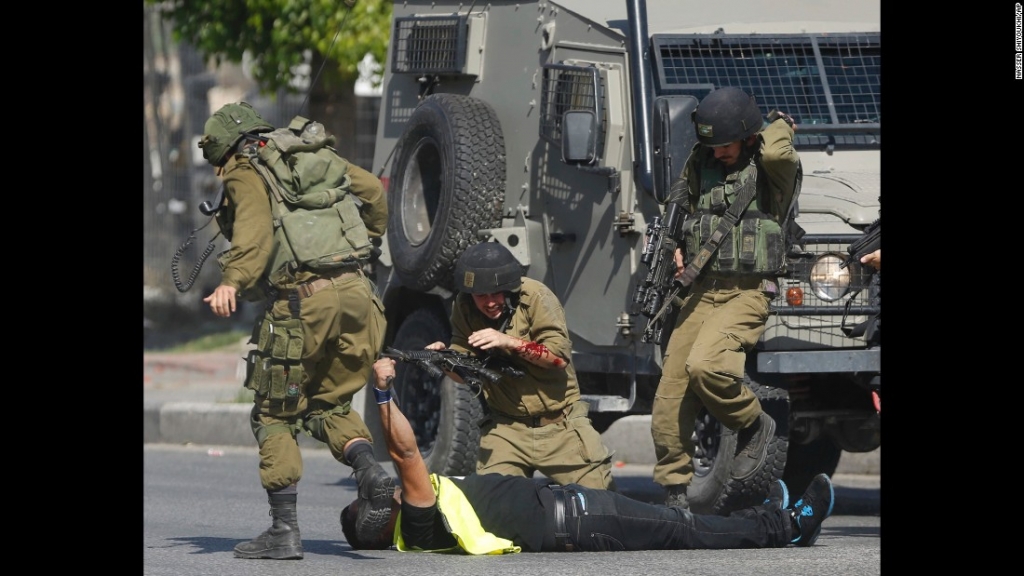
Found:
[561,110,597,165]
[652,95,699,202]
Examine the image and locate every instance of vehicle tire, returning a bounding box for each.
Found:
[782,436,842,496]
[687,377,790,515]
[387,93,506,292]
[389,305,482,476]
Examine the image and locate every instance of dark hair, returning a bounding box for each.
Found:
[341,499,394,550]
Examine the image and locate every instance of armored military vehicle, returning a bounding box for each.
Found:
[368,0,880,513]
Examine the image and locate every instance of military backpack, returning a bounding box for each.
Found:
[247,115,374,282]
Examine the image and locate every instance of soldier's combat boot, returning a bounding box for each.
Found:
[347,441,397,539]
[731,412,776,480]
[234,491,303,560]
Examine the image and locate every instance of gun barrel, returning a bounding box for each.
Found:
[383,347,445,380]
[384,347,433,361]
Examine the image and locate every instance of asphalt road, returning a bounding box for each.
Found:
[143,443,881,576]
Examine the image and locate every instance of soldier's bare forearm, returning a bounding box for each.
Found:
[510,338,566,369]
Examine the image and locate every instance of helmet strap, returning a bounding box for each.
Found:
[498,291,520,332]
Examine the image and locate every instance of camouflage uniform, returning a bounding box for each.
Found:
[449,277,616,490]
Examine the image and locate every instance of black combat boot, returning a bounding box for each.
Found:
[347,441,394,498]
[731,412,776,480]
[347,442,396,539]
[233,491,304,560]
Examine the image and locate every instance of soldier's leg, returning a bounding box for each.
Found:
[234,407,304,560]
[685,288,774,479]
[301,275,394,535]
[476,420,534,478]
[685,288,770,430]
[539,401,617,491]
[651,289,713,501]
[301,273,385,459]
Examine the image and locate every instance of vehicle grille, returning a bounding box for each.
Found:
[762,234,879,350]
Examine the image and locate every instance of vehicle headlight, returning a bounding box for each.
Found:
[808,253,851,301]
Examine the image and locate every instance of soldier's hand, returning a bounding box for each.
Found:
[767,109,796,130]
[468,328,509,351]
[674,248,685,278]
[424,341,447,351]
[203,284,238,318]
[860,248,881,270]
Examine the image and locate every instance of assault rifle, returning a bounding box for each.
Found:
[631,202,687,345]
[382,347,525,390]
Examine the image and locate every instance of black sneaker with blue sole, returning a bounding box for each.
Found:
[790,473,835,547]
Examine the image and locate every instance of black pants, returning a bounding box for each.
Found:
[544,484,791,551]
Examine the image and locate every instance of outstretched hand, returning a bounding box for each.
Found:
[203,284,237,318]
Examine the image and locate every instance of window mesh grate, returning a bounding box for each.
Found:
[653,33,880,145]
[539,64,602,146]
[391,16,467,74]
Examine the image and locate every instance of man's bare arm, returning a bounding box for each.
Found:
[372,358,436,508]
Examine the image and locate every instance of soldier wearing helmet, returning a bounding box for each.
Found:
[651,87,801,509]
[197,102,392,560]
[423,241,617,491]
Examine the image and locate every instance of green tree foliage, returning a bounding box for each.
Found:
[147,0,392,94]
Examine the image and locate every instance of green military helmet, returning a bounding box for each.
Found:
[691,87,764,147]
[454,242,523,294]
[198,102,274,166]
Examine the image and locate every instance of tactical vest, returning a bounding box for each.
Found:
[395,474,521,555]
[246,116,373,286]
[680,149,787,277]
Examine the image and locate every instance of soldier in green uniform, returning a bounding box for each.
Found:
[651,87,801,509]
[198,102,395,560]
[424,242,616,490]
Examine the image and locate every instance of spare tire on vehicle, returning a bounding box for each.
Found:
[387,93,506,292]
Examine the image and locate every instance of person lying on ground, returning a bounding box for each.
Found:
[339,357,834,554]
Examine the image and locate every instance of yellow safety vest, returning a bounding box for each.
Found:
[395,474,521,555]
